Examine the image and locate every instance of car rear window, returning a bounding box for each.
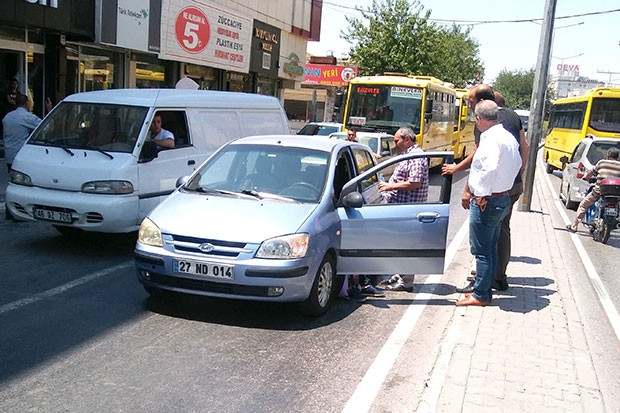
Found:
[587,141,620,165]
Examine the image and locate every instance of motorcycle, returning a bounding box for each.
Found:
[583,178,620,244]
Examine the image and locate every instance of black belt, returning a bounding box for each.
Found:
[487,191,509,199]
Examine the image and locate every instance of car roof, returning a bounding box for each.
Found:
[584,136,620,144]
[514,109,530,116]
[62,89,284,109]
[230,134,364,152]
[328,131,393,139]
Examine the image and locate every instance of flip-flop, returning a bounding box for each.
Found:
[566,224,577,233]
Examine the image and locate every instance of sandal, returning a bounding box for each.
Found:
[566,224,577,233]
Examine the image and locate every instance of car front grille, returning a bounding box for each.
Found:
[167,234,248,258]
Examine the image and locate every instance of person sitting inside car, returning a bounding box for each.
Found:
[149,114,175,149]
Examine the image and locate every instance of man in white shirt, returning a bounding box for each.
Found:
[149,114,175,149]
[456,100,522,307]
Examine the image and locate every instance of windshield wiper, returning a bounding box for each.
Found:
[79,145,113,160]
[59,145,74,156]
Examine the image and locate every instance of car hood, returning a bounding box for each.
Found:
[149,191,318,243]
[13,144,135,190]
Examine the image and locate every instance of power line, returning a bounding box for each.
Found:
[321,2,620,26]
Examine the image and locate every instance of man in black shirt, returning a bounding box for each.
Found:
[442,84,530,293]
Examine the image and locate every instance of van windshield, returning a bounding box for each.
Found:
[28,102,149,153]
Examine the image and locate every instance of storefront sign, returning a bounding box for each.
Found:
[24,0,58,8]
[250,20,280,77]
[283,53,304,79]
[303,64,357,86]
[160,0,252,73]
[115,0,150,52]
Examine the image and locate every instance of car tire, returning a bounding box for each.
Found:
[565,184,578,210]
[299,253,336,317]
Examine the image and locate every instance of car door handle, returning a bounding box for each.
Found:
[417,212,440,223]
[188,160,195,166]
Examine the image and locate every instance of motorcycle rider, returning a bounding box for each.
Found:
[567,147,620,232]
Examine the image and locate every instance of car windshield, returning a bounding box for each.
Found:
[28,102,148,153]
[298,123,340,136]
[357,136,379,153]
[185,144,330,203]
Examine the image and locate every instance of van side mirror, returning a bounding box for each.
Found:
[139,140,159,163]
[559,156,568,164]
[342,191,363,208]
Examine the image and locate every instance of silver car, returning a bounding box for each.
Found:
[135,135,453,316]
[559,136,620,210]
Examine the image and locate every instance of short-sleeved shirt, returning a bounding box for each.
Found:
[385,143,429,203]
[474,107,523,186]
[2,106,42,164]
[152,128,174,142]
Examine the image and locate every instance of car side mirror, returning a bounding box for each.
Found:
[559,155,568,164]
[175,175,189,188]
[139,140,159,163]
[342,191,363,208]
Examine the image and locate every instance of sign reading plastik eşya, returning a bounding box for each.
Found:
[160,0,252,73]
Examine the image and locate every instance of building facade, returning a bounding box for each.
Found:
[0,0,322,120]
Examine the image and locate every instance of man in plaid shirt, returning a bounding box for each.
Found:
[378,126,429,203]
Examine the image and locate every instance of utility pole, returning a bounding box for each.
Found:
[519,0,557,212]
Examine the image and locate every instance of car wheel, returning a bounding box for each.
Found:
[565,184,578,210]
[299,253,336,317]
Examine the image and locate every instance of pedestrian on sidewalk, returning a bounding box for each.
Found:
[442,85,529,293]
[456,100,522,307]
[567,147,620,232]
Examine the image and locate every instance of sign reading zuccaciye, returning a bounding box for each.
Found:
[160,0,252,73]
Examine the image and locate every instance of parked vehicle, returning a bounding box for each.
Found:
[6,89,290,235]
[544,87,620,173]
[583,178,620,244]
[328,131,398,177]
[559,135,620,209]
[134,135,453,316]
[514,109,530,132]
[296,122,343,136]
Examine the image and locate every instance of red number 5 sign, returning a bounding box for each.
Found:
[175,6,210,54]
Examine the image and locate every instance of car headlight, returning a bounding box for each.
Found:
[9,170,32,186]
[81,180,134,194]
[256,233,309,259]
[138,218,163,247]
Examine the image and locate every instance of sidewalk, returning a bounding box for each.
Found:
[417,167,615,412]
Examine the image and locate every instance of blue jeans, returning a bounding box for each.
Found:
[469,196,511,302]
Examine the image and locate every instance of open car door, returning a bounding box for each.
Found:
[336,151,453,275]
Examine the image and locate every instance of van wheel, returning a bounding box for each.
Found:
[299,254,336,317]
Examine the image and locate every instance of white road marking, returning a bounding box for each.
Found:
[342,219,470,413]
[0,263,133,315]
[541,161,620,342]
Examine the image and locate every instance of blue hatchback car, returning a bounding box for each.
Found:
[134,135,453,316]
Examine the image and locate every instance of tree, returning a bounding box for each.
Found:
[342,0,484,87]
[492,68,555,111]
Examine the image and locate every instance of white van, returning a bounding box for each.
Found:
[6,89,290,234]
